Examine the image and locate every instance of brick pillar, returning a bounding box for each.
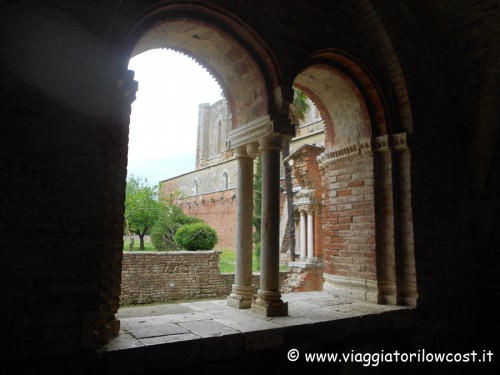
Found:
[94,69,137,345]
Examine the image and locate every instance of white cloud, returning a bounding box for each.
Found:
[127,49,222,183]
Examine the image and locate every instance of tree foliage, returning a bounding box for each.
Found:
[151,204,202,251]
[289,88,310,124]
[124,175,160,250]
[175,222,218,251]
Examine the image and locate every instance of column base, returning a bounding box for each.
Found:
[226,285,254,309]
[251,290,288,317]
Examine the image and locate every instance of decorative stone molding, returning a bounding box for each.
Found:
[317,138,371,167]
[318,133,409,167]
[228,114,294,149]
[294,188,317,207]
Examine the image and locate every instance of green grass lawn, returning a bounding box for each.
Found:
[219,250,289,273]
[123,238,156,251]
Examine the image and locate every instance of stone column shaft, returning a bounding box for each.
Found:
[307,209,314,259]
[227,147,254,308]
[300,210,307,259]
[251,136,287,316]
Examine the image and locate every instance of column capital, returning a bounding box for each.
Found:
[259,135,285,151]
[246,142,261,157]
[306,206,316,215]
[234,146,253,159]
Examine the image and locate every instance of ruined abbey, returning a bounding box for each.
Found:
[160,97,324,254]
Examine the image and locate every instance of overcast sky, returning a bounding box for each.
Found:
[127,49,222,185]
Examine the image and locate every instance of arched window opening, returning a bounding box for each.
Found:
[192,180,198,196]
[221,172,229,190]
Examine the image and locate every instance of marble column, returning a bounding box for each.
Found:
[251,136,288,316]
[307,208,314,259]
[227,146,254,308]
[299,209,307,260]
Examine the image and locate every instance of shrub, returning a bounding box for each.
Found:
[174,223,218,251]
[151,205,203,251]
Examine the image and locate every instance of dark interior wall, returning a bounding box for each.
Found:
[1,0,498,373]
[0,0,122,371]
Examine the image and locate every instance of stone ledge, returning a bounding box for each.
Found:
[103,291,412,374]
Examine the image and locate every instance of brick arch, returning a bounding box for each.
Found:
[124,2,286,129]
[294,49,389,148]
[293,50,417,308]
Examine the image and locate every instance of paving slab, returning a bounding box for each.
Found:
[213,313,283,333]
[179,319,240,338]
[104,332,144,351]
[139,332,201,345]
[117,303,195,318]
[286,299,350,321]
[178,300,227,312]
[120,312,213,328]
[125,322,189,339]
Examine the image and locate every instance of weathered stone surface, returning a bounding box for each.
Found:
[125,322,189,339]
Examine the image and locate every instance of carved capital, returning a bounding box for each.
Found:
[392,132,409,151]
[234,146,253,159]
[228,114,294,149]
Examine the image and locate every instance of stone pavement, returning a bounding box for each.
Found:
[102,291,412,374]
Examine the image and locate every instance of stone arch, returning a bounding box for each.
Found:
[293,50,417,307]
[294,49,390,148]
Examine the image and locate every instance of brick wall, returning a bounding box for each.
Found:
[178,189,238,250]
[121,251,289,304]
[322,153,377,283]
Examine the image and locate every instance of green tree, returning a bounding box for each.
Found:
[124,175,160,250]
[174,222,218,251]
[151,204,202,251]
[283,88,310,261]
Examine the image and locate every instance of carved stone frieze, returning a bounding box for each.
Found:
[317,133,409,167]
[227,114,294,149]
